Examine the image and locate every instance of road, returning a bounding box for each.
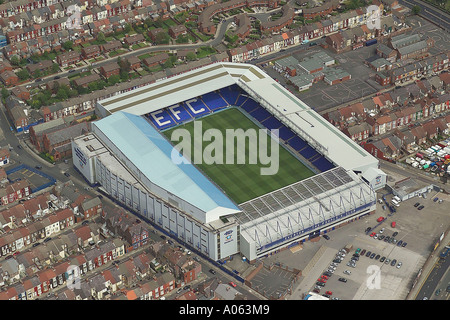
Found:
[414,256,450,300]
[398,0,450,31]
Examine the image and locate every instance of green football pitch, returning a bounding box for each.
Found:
[163,108,315,204]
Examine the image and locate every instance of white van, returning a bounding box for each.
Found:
[393,196,401,202]
[391,199,400,207]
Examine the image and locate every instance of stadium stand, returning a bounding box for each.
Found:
[201,92,229,111]
[249,106,272,123]
[312,156,335,172]
[148,109,177,130]
[184,99,211,117]
[261,116,284,131]
[168,104,194,123]
[220,85,241,105]
[240,98,260,113]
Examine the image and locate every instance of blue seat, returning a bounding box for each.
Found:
[220,86,241,105]
[241,99,260,113]
[250,107,272,122]
[235,95,249,107]
[299,146,318,159]
[148,109,176,130]
[288,136,308,151]
[278,126,296,141]
[261,116,283,130]
[312,157,335,172]
[184,99,211,118]
[202,92,229,111]
[167,104,193,123]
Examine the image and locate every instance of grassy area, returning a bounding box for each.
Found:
[163,108,314,204]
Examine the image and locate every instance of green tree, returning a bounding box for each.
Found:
[62,40,74,51]
[10,55,20,66]
[17,69,30,81]
[96,31,106,44]
[186,52,197,61]
[412,5,421,15]
[51,63,60,74]
[1,87,9,100]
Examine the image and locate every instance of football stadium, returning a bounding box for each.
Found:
[72,62,386,262]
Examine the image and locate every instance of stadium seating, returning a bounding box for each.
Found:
[278,126,296,141]
[184,99,211,117]
[240,98,260,113]
[312,156,335,172]
[147,109,177,130]
[299,146,318,160]
[220,86,241,105]
[167,104,193,123]
[261,116,283,130]
[287,136,308,152]
[235,95,249,107]
[249,106,272,123]
[202,92,229,111]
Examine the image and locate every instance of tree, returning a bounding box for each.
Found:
[412,5,421,15]
[17,69,30,81]
[1,87,9,100]
[10,55,20,66]
[51,63,60,74]
[62,40,74,51]
[186,52,197,61]
[96,31,106,44]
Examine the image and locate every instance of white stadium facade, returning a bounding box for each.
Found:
[72,62,387,262]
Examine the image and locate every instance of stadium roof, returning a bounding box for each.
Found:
[97,62,379,175]
[93,111,241,222]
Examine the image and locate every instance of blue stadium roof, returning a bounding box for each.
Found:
[94,112,240,219]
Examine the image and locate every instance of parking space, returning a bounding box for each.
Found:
[249,265,298,299]
[5,164,56,192]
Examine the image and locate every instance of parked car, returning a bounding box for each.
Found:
[375,254,380,260]
[414,202,420,207]
[35,165,42,169]
[360,249,366,256]
[343,270,351,275]
[316,282,325,287]
[380,256,386,263]
[396,262,402,269]
[385,258,391,265]
[32,242,41,247]
[323,234,330,240]
[338,278,347,283]
[366,251,372,257]
[433,197,439,202]
[229,282,237,287]
[64,172,70,177]
[370,232,376,237]
[418,205,424,210]
[390,259,397,266]
[209,269,216,275]
[402,242,407,247]
[379,228,385,234]
[392,232,398,237]
[370,253,376,259]
[377,216,385,222]
[44,237,52,243]
[325,290,332,295]
[378,235,385,240]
